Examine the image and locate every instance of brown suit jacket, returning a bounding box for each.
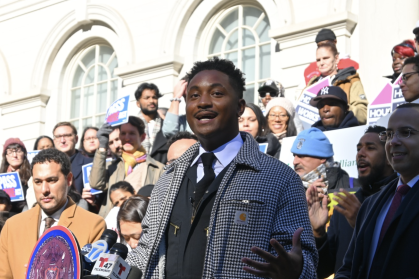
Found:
[0,198,106,279]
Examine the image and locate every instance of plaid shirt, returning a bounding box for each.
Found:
[126,132,318,278]
[139,113,162,154]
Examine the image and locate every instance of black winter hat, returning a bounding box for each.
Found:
[315,29,336,43]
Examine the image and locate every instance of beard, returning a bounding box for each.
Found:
[358,160,387,193]
[141,105,158,115]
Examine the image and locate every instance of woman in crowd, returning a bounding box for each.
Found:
[79,127,100,158]
[117,195,149,250]
[0,138,31,213]
[303,41,368,125]
[33,136,54,150]
[264,98,301,144]
[239,103,281,158]
[109,181,135,207]
[385,40,416,83]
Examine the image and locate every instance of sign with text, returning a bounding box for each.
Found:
[295,77,331,130]
[368,74,405,125]
[279,125,367,178]
[82,159,112,195]
[105,95,130,126]
[0,172,24,202]
[27,151,40,164]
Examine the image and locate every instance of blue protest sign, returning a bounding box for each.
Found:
[27,151,40,164]
[82,159,112,195]
[105,95,130,126]
[259,143,268,153]
[0,172,24,202]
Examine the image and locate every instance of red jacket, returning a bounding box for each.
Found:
[304,58,359,84]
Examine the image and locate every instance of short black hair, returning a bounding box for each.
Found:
[365,125,386,134]
[110,181,135,196]
[124,116,145,136]
[167,131,198,147]
[186,57,246,99]
[403,55,419,72]
[33,136,54,150]
[31,148,71,176]
[134,83,162,100]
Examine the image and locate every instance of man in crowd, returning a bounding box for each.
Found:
[258,80,285,110]
[292,127,355,192]
[311,86,359,131]
[52,122,92,193]
[335,103,419,278]
[0,148,105,279]
[135,82,168,164]
[307,126,397,278]
[89,117,164,217]
[166,131,198,165]
[303,28,359,84]
[126,57,317,278]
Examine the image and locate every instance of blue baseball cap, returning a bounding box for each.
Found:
[291,128,334,158]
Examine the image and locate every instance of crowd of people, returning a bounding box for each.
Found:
[1,22,419,279]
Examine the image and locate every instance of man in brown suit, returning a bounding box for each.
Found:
[0,148,106,279]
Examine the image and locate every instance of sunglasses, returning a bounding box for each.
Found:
[259,91,278,98]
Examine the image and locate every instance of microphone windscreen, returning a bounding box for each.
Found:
[109,243,129,260]
[100,229,118,247]
[126,266,143,279]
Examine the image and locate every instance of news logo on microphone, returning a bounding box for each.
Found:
[91,253,131,279]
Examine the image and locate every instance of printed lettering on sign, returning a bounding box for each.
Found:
[105,95,130,126]
[82,163,106,195]
[368,106,391,119]
[0,172,24,202]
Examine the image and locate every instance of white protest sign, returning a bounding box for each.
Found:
[279,125,367,178]
[0,172,25,202]
[27,151,40,164]
[295,77,331,130]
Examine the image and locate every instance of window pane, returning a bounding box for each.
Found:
[97,114,106,126]
[243,29,255,46]
[256,16,270,42]
[243,7,262,27]
[85,67,95,84]
[111,80,118,102]
[209,29,225,54]
[70,89,80,118]
[109,56,118,78]
[97,82,108,114]
[82,118,93,131]
[220,8,238,33]
[98,65,108,82]
[82,47,96,69]
[259,44,271,79]
[226,30,238,51]
[242,48,255,82]
[226,51,238,66]
[72,65,84,87]
[99,46,113,64]
[83,86,94,116]
[244,84,255,104]
[71,120,79,132]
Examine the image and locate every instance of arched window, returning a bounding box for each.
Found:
[69,44,118,131]
[207,5,271,104]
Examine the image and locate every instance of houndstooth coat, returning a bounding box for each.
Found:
[126,132,318,278]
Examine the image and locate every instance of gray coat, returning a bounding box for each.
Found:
[126,132,318,278]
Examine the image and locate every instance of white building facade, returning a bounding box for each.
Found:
[0,0,418,150]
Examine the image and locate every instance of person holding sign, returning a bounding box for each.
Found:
[0,148,105,279]
[0,138,31,214]
[303,41,368,125]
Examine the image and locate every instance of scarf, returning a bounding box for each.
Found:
[272,131,287,144]
[122,146,147,176]
[300,160,338,193]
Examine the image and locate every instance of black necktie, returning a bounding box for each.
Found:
[193,152,216,208]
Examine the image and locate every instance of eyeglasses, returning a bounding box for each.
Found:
[268,113,288,120]
[53,133,74,140]
[378,128,418,142]
[259,91,278,98]
[6,149,23,155]
[401,72,419,82]
[84,136,98,142]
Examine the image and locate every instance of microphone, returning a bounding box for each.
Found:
[89,243,133,279]
[82,229,118,273]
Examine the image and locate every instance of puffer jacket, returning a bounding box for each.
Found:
[305,67,369,125]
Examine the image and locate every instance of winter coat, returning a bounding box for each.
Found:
[125,132,318,278]
[255,133,281,159]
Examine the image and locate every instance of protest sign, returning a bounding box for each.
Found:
[279,125,367,178]
[259,143,268,153]
[27,151,40,164]
[105,95,130,126]
[82,159,112,195]
[0,172,24,202]
[368,74,405,125]
[295,77,331,130]
[328,188,359,207]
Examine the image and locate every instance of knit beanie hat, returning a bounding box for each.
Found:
[291,128,334,158]
[3,138,26,155]
[264,97,295,118]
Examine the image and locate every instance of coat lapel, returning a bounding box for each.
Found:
[28,205,42,241]
[57,198,76,228]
